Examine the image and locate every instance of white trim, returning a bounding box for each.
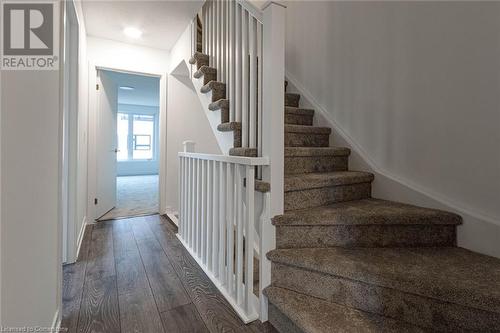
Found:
[166,212,179,227]
[179,152,269,166]
[74,217,88,261]
[262,1,286,11]
[237,0,263,23]
[285,70,500,228]
[51,308,61,333]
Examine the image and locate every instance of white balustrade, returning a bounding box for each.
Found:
[178,146,270,323]
[198,0,264,153]
[184,0,285,323]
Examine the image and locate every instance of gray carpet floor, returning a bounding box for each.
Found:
[99,175,159,221]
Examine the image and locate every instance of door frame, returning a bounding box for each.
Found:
[87,65,168,221]
[61,0,80,264]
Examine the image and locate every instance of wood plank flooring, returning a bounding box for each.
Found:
[62,214,277,333]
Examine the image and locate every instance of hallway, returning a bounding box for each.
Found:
[62,215,275,333]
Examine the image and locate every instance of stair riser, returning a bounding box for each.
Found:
[284,183,371,211]
[219,107,229,123]
[210,86,226,102]
[195,56,208,70]
[269,304,303,333]
[271,263,500,332]
[285,113,313,126]
[285,156,348,174]
[276,224,457,248]
[285,133,329,147]
[285,94,300,107]
[233,129,241,148]
[202,72,216,86]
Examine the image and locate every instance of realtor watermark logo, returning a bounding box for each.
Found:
[1,0,59,70]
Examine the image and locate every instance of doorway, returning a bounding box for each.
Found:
[95,70,161,221]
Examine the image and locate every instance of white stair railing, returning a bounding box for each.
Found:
[178,142,270,323]
[184,0,286,323]
[201,0,264,152]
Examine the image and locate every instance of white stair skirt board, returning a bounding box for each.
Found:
[98,175,159,221]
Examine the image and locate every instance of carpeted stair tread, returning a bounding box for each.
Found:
[284,171,374,192]
[217,122,241,132]
[267,247,500,314]
[285,107,314,117]
[273,198,462,226]
[285,147,350,157]
[285,93,300,107]
[285,124,331,134]
[208,99,229,111]
[193,65,216,79]
[189,52,209,69]
[265,287,425,333]
[229,147,257,157]
[200,80,226,94]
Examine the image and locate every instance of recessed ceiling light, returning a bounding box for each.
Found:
[119,86,135,90]
[123,27,142,39]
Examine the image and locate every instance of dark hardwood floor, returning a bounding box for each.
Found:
[62,214,277,333]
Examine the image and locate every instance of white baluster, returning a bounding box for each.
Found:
[257,22,263,159]
[203,4,207,54]
[249,17,257,148]
[202,160,208,264]
[235,165,244,304]
[219,162,226,284]
[211,160,219,275]
[197,159,202,255]
[206,160,213,270]
[244,165,255,312]
[235,4,241,123]
[229,1,235,122]
[241,9,249,148]
[216,0,220,79]
[210,1,214,66]
[226,163,235,297]
[187,158,191,249]
[258,192,273,321]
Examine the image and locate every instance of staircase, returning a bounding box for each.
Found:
[263,87,500,332]
[185,1,500,331]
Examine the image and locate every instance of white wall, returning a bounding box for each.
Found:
[1,55,61,330]
[165,25,222,214]
[86,36,169,218]
[284,1,500,257]
[87,36,170,75]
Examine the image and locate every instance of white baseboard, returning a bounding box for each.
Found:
[74,216,88,261]
[51,308,60,333]
[285,70,500,259]
[166,212,179,227]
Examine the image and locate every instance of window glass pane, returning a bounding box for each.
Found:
[117,113,129,161]
[133,114,154,160]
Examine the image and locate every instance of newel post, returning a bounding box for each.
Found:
[179,140,195,239]
[260,0,286,322]
[183,140,196,152]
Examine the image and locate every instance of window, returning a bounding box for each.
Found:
[117,112,156,161]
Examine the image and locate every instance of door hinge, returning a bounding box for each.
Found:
[94,198,98,205]
[96,84,99,90]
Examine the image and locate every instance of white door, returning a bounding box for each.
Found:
[96,70,118,218]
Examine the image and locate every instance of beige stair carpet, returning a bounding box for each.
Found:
[98,175,158,221]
